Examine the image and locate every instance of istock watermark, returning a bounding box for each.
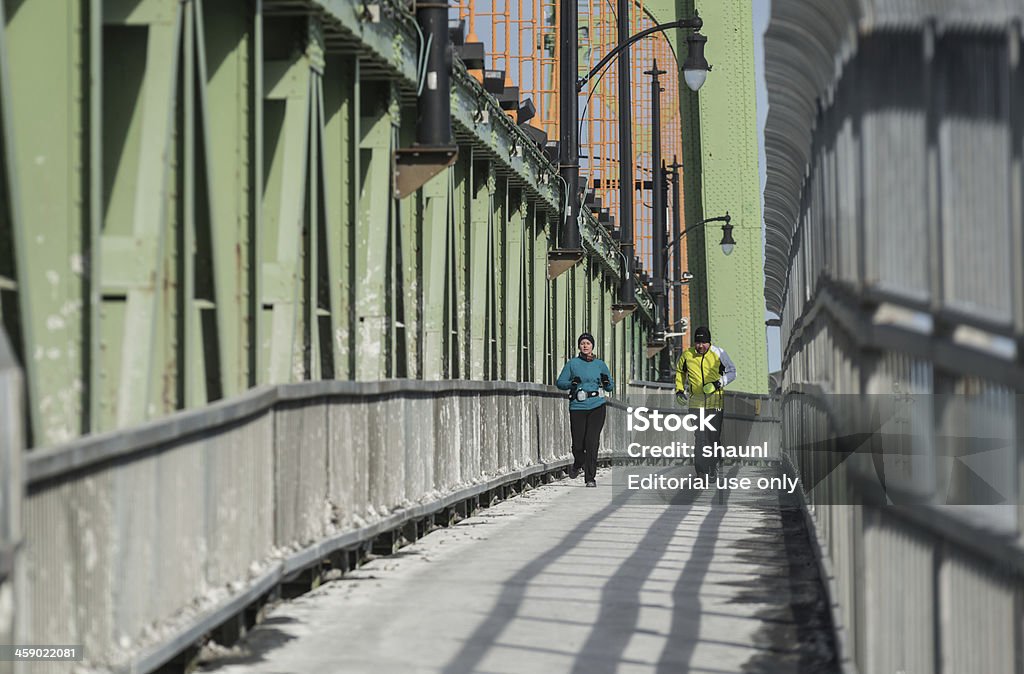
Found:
[611,393,1023,508]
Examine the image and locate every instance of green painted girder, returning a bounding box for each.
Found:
[577,210,621,279]
[309,0,562,215]
[634,283,656,325]
[353,82,396,381]
[531,215,549,384]
[450,64,561,213]
[466,153,492,380]
[420,161,449,379]
[313,0,419,84]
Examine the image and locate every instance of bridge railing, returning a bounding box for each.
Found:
[777,388,1024,674]
[9,374,783,672]
[16,380,593,672]
[0,330,22,674]
[764,0,1024,671]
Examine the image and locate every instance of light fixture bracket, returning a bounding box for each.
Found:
[547,249,584,280]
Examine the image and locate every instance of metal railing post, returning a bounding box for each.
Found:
[0,329,24,674]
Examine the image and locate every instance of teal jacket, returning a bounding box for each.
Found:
[557,356,614,410]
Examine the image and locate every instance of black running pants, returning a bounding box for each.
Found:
[569,404,606,482]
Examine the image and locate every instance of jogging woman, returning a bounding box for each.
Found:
[556,332,615,487]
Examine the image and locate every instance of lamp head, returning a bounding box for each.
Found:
[683,32,710,92]
[719,218,736,256]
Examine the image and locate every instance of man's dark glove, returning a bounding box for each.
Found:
[600,373,610,389]
[571,376,582,385]
[701,380,722,395]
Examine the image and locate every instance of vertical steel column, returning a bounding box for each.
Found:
[616,0,634,303]
[647,61,670,381]
[558,0,580,250]
[669,161,683,359]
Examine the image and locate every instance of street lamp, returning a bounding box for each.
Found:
[656,213,734,381]
[572,10,712,316]
[682,31,710,92]
[720,220,737,256]
[576,14,712,94]
[664,213,736,258]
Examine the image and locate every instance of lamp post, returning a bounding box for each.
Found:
[667,160,683,370]
[645,61,671,381]
[574,12,711,317]
[558,0,580,252]
[547,0,585,280]
[616,0,635,310]
[576,15,711,94]
[654,212,736,380]
[664,213,736,258]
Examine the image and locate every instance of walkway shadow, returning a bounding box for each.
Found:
[650,465,739,674]
[442,472,702,674]
[726,494,838,672]
[442,461,838,674]
[443,464,744,674]
[567,468,726,674]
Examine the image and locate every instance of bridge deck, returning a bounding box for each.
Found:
[200,465,837,674]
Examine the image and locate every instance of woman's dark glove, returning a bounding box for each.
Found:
[600,373,610,389]
[571,376,582,385]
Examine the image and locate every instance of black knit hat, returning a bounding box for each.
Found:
[578,332,595,347]
[694,326,711,343]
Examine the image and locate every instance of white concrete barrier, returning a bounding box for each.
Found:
[17,381,576,671]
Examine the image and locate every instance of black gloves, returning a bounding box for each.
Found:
[600,373,610,388]
[571,376,582,385]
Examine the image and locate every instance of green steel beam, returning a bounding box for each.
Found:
[421,166,449,380]
[448,161,464,374]
[199,0,258,396]
[103,6,181,428]
[578,210,621,279]
[261,49,312,383]
[493,176,507,380]
[573,264,585,342]
[0,0,660,446]
[532,212,549,384]
[5,0,92,443]
[451,153,469,379]
[450,65,560,212]
[0,0,27,445]
[315,0,419,84]
[504,189,523,381]
[466,153,491,380]
[393,107,416,379]
[553,269,565,366]
[314,59,345,382]
[352,81,394,381]
[322,53,356,380]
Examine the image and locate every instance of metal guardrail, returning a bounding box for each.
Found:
[16,380,646,672]
[0,329,22,674]
[764,1,1024,671]
[778,388,1024,674]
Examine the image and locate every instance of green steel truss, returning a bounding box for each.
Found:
[0,0,653,446]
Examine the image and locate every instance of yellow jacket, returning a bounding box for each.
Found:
[675,344,737,410]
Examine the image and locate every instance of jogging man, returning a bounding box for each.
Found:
[675,325,737,477]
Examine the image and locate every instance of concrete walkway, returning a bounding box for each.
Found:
[200,465,837,674]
